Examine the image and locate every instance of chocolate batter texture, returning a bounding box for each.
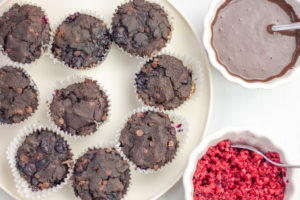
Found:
[119,111,178,170]
[73,148,131,200]
[112,0,172,57]
[51,13,112,69]
[212,0,300,82]
[0,3,51,64]
[0,66,38,124]
[135,55,193,110]
[49,79,109,136]
[16,129,73,191]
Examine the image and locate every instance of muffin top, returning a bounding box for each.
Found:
[49,78,109,136]
[135,55,193,110]
[112,0,172,57]
[0,3,51,64]
[73,148,131,200]
[0,66,38,124]
[119,111,178,170]
[16,129,72,191]
[51,13,112,69]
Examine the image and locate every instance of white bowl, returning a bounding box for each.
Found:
[203,0,300,89]
[183,127,294,200]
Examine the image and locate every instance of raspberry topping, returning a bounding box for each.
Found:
[193,140,286,200]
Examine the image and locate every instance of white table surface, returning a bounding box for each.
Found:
[1,0,300,199]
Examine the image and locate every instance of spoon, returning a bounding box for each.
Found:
[272,22,300,32]
[231,144,300,168]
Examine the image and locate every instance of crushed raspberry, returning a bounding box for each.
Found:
[42,16,49,24]
[193,140,286,200]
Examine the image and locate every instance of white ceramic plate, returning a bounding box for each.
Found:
[183,127,296,200]
[0,0,212,199]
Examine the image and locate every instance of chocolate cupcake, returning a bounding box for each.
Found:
[0,3,51,64]
[118,110,180,171]
[51,12,112,69]
[0,66,39,125]
[14,127,73,192]
[73,148,131,200]
[49,78,110,137]
[111,0,172,58]
[135,55,194,110]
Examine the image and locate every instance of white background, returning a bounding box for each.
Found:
[1,0,300,199]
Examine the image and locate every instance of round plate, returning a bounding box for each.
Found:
[0,0,212,199]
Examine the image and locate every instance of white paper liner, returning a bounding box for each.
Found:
[72,142,132,200]
[0,65,40,127]
[6,124,73,199]
[115,106,189,174]
[111,0,174,59]
[0,1,52,68]
[46,75,111,140]
[134,50,203,111]
[47,10,112,70]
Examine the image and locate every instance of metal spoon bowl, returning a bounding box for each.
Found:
[231,144,300,168]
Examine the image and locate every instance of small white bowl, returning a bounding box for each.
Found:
[183,127,294,200]
[203,0,300,89]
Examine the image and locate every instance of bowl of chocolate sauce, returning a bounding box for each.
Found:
[204,0,300,88]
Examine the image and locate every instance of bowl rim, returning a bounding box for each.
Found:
[183,127,293,200]
[203,0,300,89]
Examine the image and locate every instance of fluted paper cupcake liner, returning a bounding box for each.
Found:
[72,142,132,200]
[48,10,112,70]
[0,1,52,68]
[46,75,111,140]
[112,0,174,59]
[0,65,40,127]
[115,106,189,174]
[134,50,203,111]
[6,124,73,199]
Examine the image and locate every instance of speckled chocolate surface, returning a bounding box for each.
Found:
[16,129,73,191]
[119,111,178,170]
[0,66,38,124]
[51,13,112,69]
[0,3,51,64]
[49,78,109,136]
[112,0,172,57]
[135,55,193,110]
[73,148,130,200]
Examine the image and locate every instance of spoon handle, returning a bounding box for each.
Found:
[231,144,300,168]
[272,22,300,31]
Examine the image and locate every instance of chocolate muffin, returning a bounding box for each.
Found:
[135,55,193,110]
[0,66,38,124]
[51,13,112,69]
[119,111,178,171]
[16,128,73,191]
[73,148,131,200]
[112,0,172,57]
[0,3,51,64]
[49,78,109,136]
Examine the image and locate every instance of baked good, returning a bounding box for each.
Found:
[119,111,178,170]
[16,128,73,191]
[49,78,109,136]
[112,0,172,57]
[0,3,51,64]
[0,66,38,124]
[73,148,131,200]
[135,55,193,110]
[51,12,112,69]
